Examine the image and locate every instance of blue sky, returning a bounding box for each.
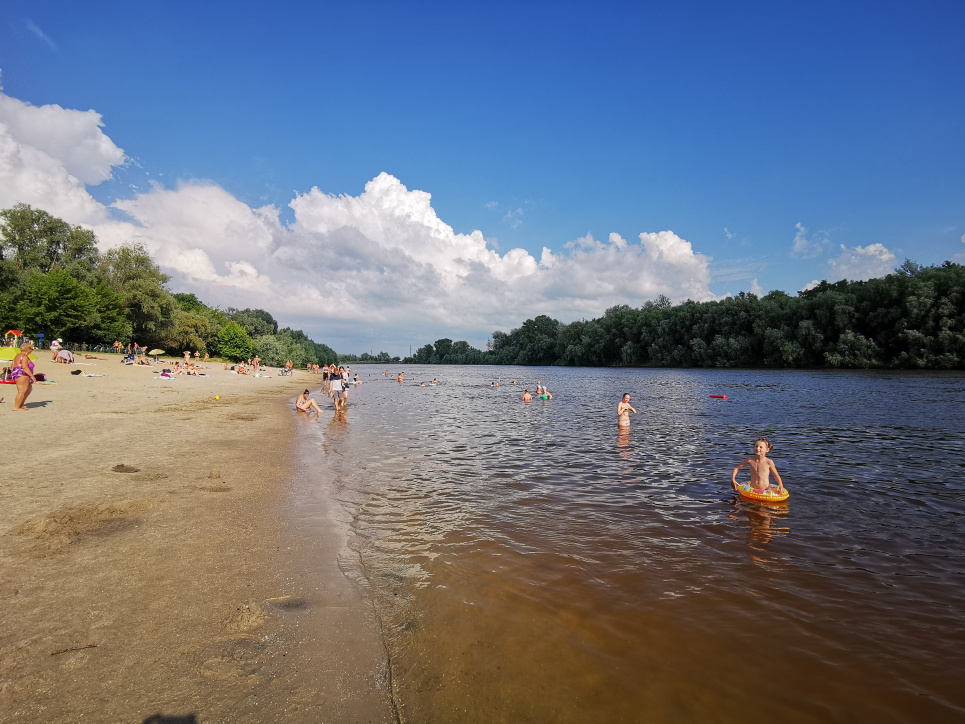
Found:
[1,1,963,354]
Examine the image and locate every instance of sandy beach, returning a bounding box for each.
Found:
[0,356,396,723]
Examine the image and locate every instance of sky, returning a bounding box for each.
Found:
[1,0,963,356]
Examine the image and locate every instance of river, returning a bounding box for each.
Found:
[293,366,965,723]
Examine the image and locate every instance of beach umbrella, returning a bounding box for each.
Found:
[0,347,37,361]
[148,349,165,355]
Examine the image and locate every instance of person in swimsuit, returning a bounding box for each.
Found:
[731,438,785,495]
[296,389,322,415]
[617,393,636,426]
[521,389,533,402]
[12,341,38,411]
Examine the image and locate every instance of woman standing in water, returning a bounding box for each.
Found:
[617,393,636,426]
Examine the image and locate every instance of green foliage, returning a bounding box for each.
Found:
[227,307,278,337]
[99,243,176,345]
[218,321,254,361]
[0,205,340,361]
[404,261,965,370]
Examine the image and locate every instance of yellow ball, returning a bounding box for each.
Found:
[215,396,220,400]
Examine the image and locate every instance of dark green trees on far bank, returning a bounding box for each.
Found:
[404,262,965,369]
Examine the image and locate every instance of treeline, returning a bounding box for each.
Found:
[0,204,337,365]
[339,351,402,364]
[404,260,965,369]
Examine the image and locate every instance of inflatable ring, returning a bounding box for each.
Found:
[738,484,789,502]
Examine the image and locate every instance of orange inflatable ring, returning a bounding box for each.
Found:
[738,484,789,502]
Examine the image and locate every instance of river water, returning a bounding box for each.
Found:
[293,366,965,723]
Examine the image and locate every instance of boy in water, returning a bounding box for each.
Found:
[731,438,785,494]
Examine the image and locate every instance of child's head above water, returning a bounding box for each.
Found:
[754,437,773,454]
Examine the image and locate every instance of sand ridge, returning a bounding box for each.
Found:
[0,357,395,723]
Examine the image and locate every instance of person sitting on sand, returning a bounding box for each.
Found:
[731,438,785,495]
[617,393,636,426]
[522,389,533,402]
[237,362,249,375]
[136,355,152,366]
[296,389,322,415]
[54,348,75,364]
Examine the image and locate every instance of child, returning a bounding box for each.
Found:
[731,438,785,495]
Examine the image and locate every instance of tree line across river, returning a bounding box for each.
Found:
[404,259,965,369]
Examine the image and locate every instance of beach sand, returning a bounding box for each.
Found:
[0,357,396,723]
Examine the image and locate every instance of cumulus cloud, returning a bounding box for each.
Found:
[749,278,764,296]
[790,222,829,258]
[827,243,897,281]
[0,90,124,223]
[0,85,718,351]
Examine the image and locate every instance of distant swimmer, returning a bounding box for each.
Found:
[296,389,322,415]
[731,438,785,495]
[397,372,404,382]
[522,389,533,402]
[535,380,542,394]
[420,381,425,387]
[617,393,636,426]
[540,385,552,400]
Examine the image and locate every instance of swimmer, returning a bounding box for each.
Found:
[540,385,552,399]
[731,438,785,495]
[522,389,533,402]
[296,389,322,415]
[617,393,636,426]
[420,381,425,387]
[397,372,404,382]
[535,380,542,394]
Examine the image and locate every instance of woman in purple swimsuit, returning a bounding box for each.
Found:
[11,341,38,411]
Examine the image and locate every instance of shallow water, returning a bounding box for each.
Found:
[295,367,965,723]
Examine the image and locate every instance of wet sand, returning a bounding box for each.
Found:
[0,357,396,723]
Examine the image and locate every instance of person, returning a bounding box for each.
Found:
[54,348,75,364]
[113,340,122,354]
[183,350,190,364]
[522,389,533,402]
[296,389,322,415]
[331,368,345,409]
[11,341,38,411]
[731,438,785,495]
[49,338,62,360]
[535,380,542,395]
[617,393,636,426]
[252,355,260,373]
[420,381,425,387]
[540,385,551,399]
[397,372,404,382]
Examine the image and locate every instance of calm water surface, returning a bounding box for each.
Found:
[294,366,965,723]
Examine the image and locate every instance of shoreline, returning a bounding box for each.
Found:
[0,356,394,722]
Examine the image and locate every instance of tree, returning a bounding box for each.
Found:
[99,243,176,344]
[219,321,254,361]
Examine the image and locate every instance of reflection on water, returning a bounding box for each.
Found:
[295,367,965,722]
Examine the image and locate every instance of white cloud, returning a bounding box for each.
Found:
[827,243,897,281]
[0,91,124,224]
[26,21,57,50]
[790,222,828,258]
[954,234,965,262]
[800,279,821,292]
[0,86,718,352]
[724,227,735,240]
[503,207,523,228]
[749,278,764,296]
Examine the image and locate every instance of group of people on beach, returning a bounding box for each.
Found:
[295,364,358,418]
